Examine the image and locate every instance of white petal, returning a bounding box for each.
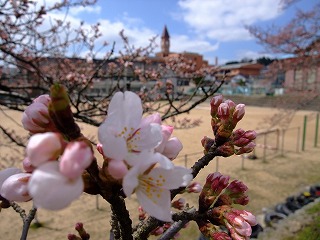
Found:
[132,123,162,151]
[148,166,192,189]
[152,153,174,169]
[28,161,83,210]
[122,166,140,197]
[136,187,172,222]
[98,125,128,160]
[106,91,142,131]
[125,150,156,168]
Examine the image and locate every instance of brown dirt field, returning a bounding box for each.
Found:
[1,103,320,239]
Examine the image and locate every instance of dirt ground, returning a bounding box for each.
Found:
[1,102,320,239]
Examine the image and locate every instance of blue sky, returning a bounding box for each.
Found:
[48,0,318,65]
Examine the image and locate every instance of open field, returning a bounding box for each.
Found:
[1,102,320,239]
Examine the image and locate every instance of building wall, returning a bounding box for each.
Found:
[284,66,320,93]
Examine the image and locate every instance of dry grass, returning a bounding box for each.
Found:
[1,103,320,239]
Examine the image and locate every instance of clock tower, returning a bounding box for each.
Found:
[161,25,170,57]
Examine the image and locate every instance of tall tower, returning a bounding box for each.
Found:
[161,25,170,57]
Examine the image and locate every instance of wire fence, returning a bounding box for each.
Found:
[176,112,320,171]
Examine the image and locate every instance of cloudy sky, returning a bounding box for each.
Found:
[46,0,317,65]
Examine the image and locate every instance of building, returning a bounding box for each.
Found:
[156,25,209,70]
[218,62,264,78]
[272,57,320,94]
[1,25,213,100]
[216,62,265,95]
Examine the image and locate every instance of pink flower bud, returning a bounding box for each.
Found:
[233,104,245,123]
[236,142,256,155]
[75,222,90,239]
[22,95,55,133]
[233,137,251,147]
[28,161,83,210]
[59,142,93,180]
[210,95,224,117]
[22,106,48,133]
[26,132,63,167]
[234,195,250,206]
[199,173,230,212]
[161,137,183,160]
[33,94,51,105]
[155,125,174,153]
[186,182,202,193]
[217,102,230,121]
[225,99,236,109]
[226,217,252,238]
[219,180,249,206]
[22,157,36,173]
[232,128,246,139]
[210,206,254,239]
[107,159,128,180]
[240,210,257,226]
[243,130,257,140]
[96,143,104,156]
[227,180,248,195]
[205,172,228,189]
[1,173,32,202]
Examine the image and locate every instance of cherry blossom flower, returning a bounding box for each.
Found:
[28,161,83,210]
[122,152,192,222]
[98,91,162,170]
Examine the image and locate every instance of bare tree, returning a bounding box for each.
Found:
[0,0,223,162]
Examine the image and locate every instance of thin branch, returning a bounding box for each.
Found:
[20,207,37,240]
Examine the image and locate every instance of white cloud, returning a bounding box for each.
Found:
[69,6,101,16]
[177,0,283,41]
[235,49,274,60]
[35,3,220,62]
[97,19,157,52]
[171,35,219,54]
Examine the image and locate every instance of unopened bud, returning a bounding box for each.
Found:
[236,142,256,155]
[186,182,202,193]
[0,173,32,202]
[26,132,63,167]
[210,95,224,117]
[243,130,257,140]
[232,104,245,123]
[59,141,93,180]
[199,172,230,212]
[217,103,230,121]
